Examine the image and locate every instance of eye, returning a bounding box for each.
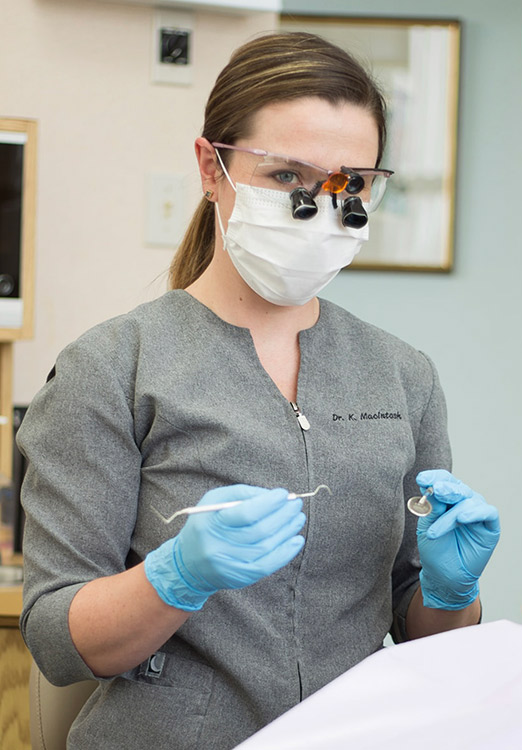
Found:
[273,170,300,185]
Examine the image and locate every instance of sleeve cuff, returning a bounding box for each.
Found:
[21,582,100,686]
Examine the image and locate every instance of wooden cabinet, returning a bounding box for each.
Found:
[0,586,31,750]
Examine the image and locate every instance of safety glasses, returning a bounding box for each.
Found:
[212,142,393,214]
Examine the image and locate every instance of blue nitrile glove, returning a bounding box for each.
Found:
[416,469,500,610]
[145,484,306,611]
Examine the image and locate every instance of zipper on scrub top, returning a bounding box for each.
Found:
[290,402,310,431]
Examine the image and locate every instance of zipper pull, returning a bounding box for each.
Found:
[290,401,310,431]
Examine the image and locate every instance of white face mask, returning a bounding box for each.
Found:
[215,181,369,307]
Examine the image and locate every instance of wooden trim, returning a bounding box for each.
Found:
[444,23,461,272]
[280,14,461,29]
[0,343,13,480]
[0,585,23,621]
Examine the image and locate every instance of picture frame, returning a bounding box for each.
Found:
[279,16,461,272]
[0,117,37,338]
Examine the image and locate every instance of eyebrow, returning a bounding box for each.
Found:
[264,157,318,169]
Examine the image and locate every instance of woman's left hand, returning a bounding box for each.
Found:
[415,469,501,610]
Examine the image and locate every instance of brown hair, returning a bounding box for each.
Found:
[169,31,387,289]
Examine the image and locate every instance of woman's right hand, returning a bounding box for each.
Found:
[145,484,306,611]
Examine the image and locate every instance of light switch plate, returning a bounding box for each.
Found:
[145,173,186,247]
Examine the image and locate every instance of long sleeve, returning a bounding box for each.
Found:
[19,330,142,684]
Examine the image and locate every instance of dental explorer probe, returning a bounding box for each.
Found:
[152,484,332,525]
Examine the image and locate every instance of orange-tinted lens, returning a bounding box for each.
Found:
[321,172,348,194]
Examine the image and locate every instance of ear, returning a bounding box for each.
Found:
[195,137,220,201]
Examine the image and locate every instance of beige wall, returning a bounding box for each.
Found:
[0,0,277,403]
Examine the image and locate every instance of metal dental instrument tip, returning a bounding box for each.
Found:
[407,486,434,517]
[287,484,332,500]
[152,484,333,525]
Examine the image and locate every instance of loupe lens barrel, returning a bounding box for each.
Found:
[341,196,368,228]
[290,188,318,220]
[346,174,365,195]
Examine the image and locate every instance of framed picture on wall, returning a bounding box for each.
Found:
[279,16,461,272]
[0,118,37,337]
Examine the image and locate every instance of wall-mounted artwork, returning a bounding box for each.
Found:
[0,118,36,337]
[279,16,461,272]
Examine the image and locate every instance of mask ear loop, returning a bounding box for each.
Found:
[213,147,237,248]
[214,148,237,193]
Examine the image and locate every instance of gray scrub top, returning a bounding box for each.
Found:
[18,290,451,749]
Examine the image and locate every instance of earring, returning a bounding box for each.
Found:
[204,190,214,200]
